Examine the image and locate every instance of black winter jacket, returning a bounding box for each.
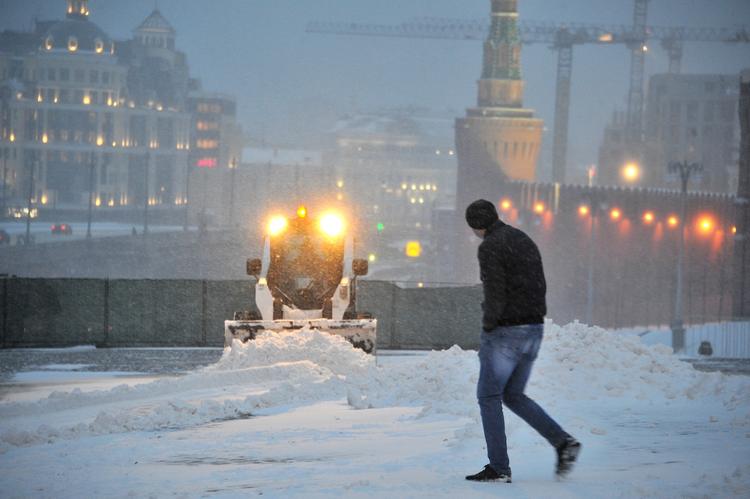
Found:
[477,220,546,331]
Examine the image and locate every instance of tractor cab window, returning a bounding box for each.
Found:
[268,232,344,309]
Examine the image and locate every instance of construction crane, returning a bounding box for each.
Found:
[306,12,749,184]
[626,0,649,150]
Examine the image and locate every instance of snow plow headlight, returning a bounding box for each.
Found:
[319,213,344,237]
[268,216,288,236]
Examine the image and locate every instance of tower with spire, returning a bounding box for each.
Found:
[454,0,543,208]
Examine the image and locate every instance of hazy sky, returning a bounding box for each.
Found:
[2,0,749,181]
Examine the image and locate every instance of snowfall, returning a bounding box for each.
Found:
[1,322,749,498]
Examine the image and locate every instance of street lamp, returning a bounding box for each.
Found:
[183,155,190,231]
[86,152,95,238]
[1,147,8,220]
[499,198,512,212]
[24,156,37,245]
[228,157,237,227]
[143,150,150,235]
[583,191,604,326]
[668,159,703,354]
[621,162,641,183]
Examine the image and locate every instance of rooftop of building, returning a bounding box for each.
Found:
[242,147,322,167]
[136,9,175,34]
[330,109,455,142]
[41,17,113,54]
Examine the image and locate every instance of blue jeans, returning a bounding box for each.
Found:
[477,324,568,475]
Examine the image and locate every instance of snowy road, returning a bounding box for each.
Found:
[1,324,749,498]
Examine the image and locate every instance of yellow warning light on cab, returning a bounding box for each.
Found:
[268,216,288,236]
[405,240,422,258]
[320,213,345,237]
[297,205,307,218]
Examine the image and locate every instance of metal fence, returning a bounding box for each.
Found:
[683,321,750,358]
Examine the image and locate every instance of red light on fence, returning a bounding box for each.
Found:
[642,211,654,224]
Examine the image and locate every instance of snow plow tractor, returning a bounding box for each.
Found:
[225,205,377,353]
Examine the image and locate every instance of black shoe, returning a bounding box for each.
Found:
[465,464,512,483]
[556,437,582,478]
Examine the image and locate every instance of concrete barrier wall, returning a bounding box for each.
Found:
[357,281,482,350]
[1,278,484,349]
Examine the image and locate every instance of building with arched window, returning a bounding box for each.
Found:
[0,0,240,223]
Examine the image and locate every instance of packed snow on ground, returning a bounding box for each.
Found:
[1,321,749,498]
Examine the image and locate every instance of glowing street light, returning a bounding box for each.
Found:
[500,199,512,211]
[642,211,655,224]
[668,159,703,353]
[533,202,545,215]
[667,215,679,228]
[697,216,714,235]
[610,208,621,221]
[578,204,590,217]
[621,162,641,183]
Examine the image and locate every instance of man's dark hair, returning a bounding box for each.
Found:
[465,199,499,230]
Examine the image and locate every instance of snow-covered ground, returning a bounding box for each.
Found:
[1,322,749,498]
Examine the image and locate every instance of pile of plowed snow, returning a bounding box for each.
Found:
[1,322,748,448]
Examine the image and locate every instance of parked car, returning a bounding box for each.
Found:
[0,229,10,245]
[51,223,73,235]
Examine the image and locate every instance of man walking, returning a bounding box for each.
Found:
[464,199,580,483]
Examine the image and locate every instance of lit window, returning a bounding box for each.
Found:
[45,37,53,50]
[68,37,78,52]
[196,139,219,149]
[196,157,217,168]
[94,39,104,54]
[196,121,218,131]
[197,103,222,113]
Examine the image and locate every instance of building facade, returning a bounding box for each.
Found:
[599,73,740,193]
[643,73,740,193]
[187,92,243,225]
[0,0,240,224]
[324,109,457,236]
[734,69,750,318]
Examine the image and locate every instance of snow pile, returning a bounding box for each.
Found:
[212,328,374,377]
[1,322,748,448]
[535,322,749,408]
